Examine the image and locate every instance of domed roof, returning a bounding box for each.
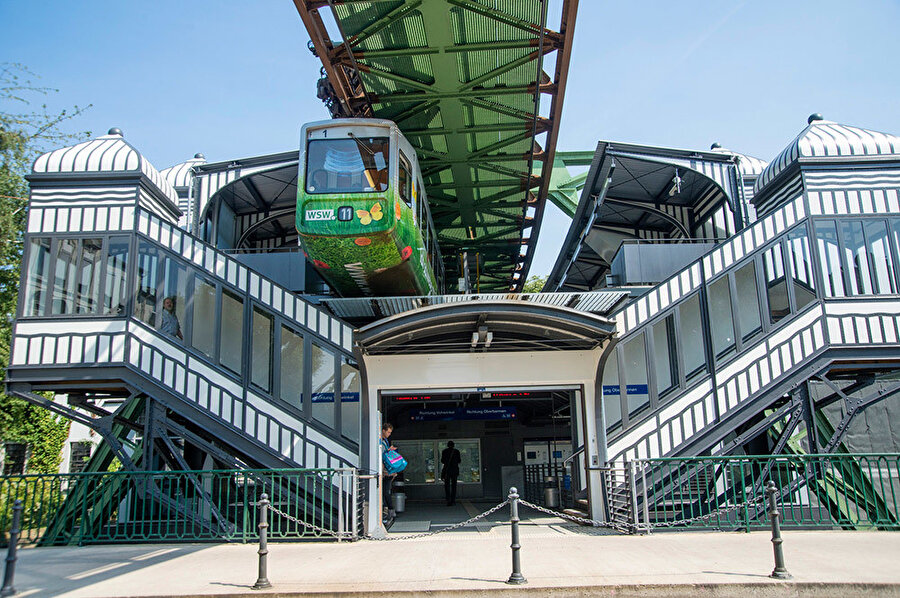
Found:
[709,144,768,177]
[32,128,179,205]
[161,153,207,189]
[754,116,900,195]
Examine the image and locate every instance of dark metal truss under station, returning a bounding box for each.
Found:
[294,0,578,291]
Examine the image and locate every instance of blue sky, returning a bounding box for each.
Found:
[3,1,899,276]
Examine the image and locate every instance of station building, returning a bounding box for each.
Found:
[7,114,900,536]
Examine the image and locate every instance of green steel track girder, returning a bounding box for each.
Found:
[294,0,579,291]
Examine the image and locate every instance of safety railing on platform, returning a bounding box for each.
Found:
[629,454,900,531]
[0,468,359,546]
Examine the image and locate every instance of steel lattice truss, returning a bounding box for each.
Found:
[294,0,578,291]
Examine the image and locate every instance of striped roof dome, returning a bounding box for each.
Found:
[32,129,179,205]
[754,117,900,195]
[161,154,207,189]
[710,145,768,177]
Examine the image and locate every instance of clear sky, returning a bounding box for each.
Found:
[3,1,899,277]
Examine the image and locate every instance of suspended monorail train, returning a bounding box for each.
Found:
[295,119,444,297]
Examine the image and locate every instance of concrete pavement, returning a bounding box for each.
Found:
[11,525,900,597]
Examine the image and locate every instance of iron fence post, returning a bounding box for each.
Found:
[766,481,791,580]
[352,470,359,540]
[639,461,650,534]
[1,500,23,597]
[252,493,272,590]
[626,459,639,534]
[506,487,526,585]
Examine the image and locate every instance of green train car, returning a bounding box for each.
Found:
[296,119,444,297]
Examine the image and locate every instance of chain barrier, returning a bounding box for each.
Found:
[517,498,765,533]
[267,504,352,540]
[648,499,764,530]
[268,495,764,540]
[269,499,512,541]
[517,499,631,533]
[366,499,511,541]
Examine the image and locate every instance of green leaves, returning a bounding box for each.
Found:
[0,64,88,472]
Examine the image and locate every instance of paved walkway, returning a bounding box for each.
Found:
[12,522,900,597]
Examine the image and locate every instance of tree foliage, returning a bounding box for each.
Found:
[0,63,91,473]
[522,275,548,294]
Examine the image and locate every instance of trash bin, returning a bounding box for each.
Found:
[543,475,559,508]
[392,481,406,513]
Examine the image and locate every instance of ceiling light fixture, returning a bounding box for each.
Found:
[668,169,683,197]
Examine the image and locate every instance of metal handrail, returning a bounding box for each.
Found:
[563,446,585,465]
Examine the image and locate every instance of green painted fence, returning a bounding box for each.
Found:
[0,468,359,546]
[627,454,900,531]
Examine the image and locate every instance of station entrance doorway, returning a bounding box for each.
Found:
[353,300,616,535]
[383,387,582,509]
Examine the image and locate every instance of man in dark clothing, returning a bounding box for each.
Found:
[440,441,461,506]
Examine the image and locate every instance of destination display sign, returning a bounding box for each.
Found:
[410,407,517,422]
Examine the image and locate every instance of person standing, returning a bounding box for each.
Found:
[381,422,397,519]
[440,440,461,506]
[158,296,183,340]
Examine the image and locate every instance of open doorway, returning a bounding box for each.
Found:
[380,388,581,524]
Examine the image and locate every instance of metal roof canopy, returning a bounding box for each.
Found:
[294,0,578,292]
[317,288,631,326]
[355,300,615,355]
[545,141,749,292]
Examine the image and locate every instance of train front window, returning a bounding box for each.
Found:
[306,137,389,194]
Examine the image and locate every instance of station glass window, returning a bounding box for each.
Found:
[763,242,789,324]
[392,439,482,485]
[22,236,130,318]
[279,325,304,411]
[841,220,873,295]
[23,238,51,317]
[651,315,677,397]
[219,290,244,374]
[340,358,360,442]
[392,440,436,484]
[892,219,900,290]
[455,439,481,483]
[251,308,273,392]
[160,258,188,339]
[51,238,79,315]
[191,277,217,358]
[734,261,762,342]
[622,334,649,418]
[864,220,895,295]
[311,342,336,429]
[787,227,817,310]
[77,239,103,314]
[601,351,621,429]
[708,276,735,359]
[679,293,706,381]
[135,244,158,326]
[104,237,130,315]
[815,221,846,297]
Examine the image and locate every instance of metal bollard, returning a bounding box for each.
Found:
[252,494,272,590]
[1,500,23,598]
[506,487,527,585]
[766,481,792,580]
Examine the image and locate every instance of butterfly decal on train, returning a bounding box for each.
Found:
[356,203,384,225]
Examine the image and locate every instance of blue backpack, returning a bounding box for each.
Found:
[383,448,407,474]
